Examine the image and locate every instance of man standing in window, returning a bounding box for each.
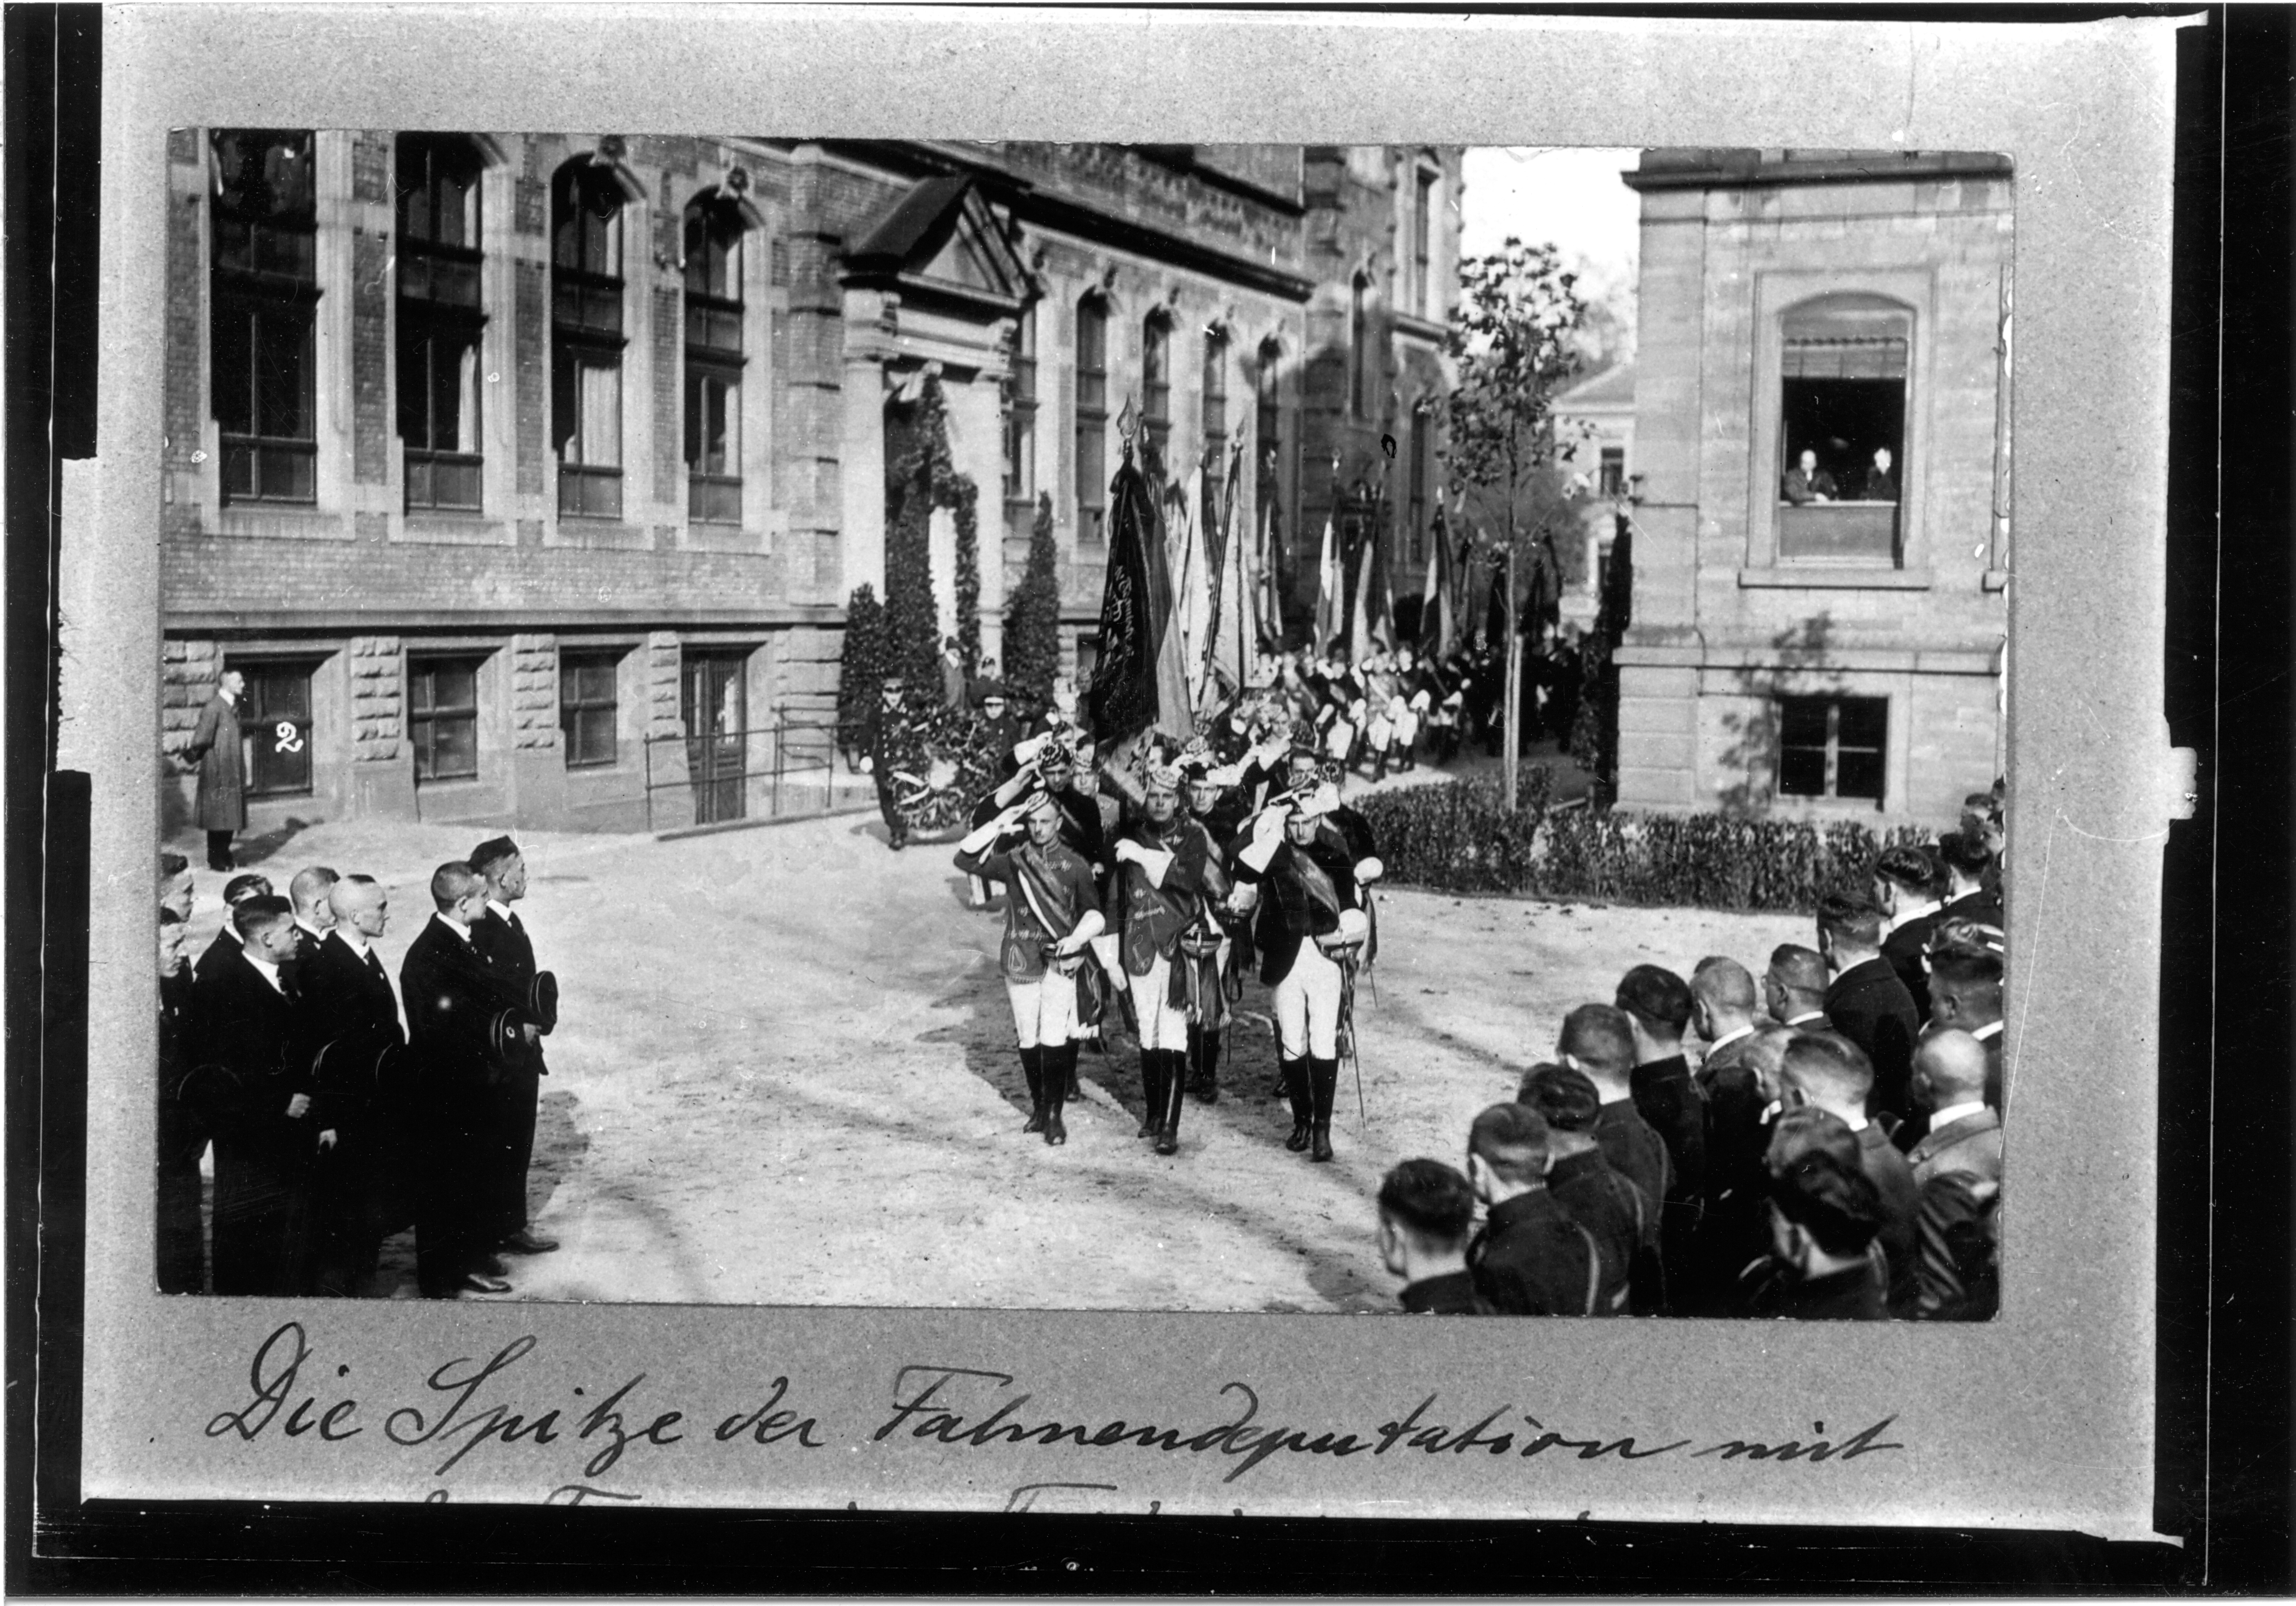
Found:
[183,668,248,872]
[1859,445,1898,501]
[1781,448,1837,505]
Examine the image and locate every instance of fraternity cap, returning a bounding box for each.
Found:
[1286,782,1342,821]
[1145,762,1184,794]
[970,678,1011,706]
[469,835,520,875]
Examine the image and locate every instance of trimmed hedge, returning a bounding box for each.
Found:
[1352,776,1928,912]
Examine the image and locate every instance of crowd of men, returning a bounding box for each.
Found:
[1374,784,2009,1321]
[155,837,561,1299]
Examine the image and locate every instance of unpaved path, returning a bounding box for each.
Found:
[172,800,1803,1312]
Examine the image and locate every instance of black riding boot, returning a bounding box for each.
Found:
[1138,1049,1166,1138]
[1156,1053,1187,1155]
[1020,1046,1047,1134]
[1189,1026,1221,1103]
[1309,1057,1339,1161]
[1042,1043,1072,1146]
[1280,1056,1312,1152]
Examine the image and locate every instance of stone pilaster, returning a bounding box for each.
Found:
[509,633,561,751]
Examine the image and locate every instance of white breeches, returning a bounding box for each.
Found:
[1131,955,1190,1050]
[1393,707,1420,745]
[1272,940,1344,1059]
[1006,971,1079,1049]
[1324,720,1355,759]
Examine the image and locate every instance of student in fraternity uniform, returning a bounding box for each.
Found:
[1516,1064,1640,1316]
[1464,1104,1610,1318]
[469,836,559,1259]
[189,894,323,1295]
[1614,964,1708,1300]
[1108,762,1231,1154]
[1816,892,1923,1131]
[401,861,538,1297]
[1229,782,1378,1163]
[155,908,206,1293]
[1748,1145,1890,1321]
[194,872,275,982]
[299,874,409,1297]
[1377,1159,1494,1315]
[1778,1031,1918,1310]
[953,786,1107,1147]
[288,865,339,954]
[1925,940,2007,1112]
[1871,845,1943,1018]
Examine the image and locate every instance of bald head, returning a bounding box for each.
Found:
[1691,958,1758,1042]
[289,866,339,928]
[1765,944,1829,1022]
[1914,1029,1990,1112]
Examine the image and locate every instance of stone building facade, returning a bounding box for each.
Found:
[1612,149,2012,827]
[1551,359,1636,633]
[160,136,1460,834]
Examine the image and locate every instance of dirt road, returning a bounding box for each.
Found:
[173,803,1803,1312]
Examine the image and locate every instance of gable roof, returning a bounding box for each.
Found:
[842,174,1031,314]
[1555,361,1635,412]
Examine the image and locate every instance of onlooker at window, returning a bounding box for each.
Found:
[183,668,249,872]
[1376,1158,1494,1315]
[1859,445,1898,501]
[1781,448,1837,505]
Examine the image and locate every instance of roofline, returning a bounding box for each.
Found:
[1622,149,2013,193]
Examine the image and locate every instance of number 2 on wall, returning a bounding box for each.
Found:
[273,720,304,755]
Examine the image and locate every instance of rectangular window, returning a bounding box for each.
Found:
[1598,446,1625,498]
[685,366,741,524]
[398,135,487,513]
[683,199,748,525]
[1003,306,1036,502]
[1141,317,1170,468]
[409,657,481,784]
[1412,168,1434,317]
[1777,296,1909,565]
[553,162,628,519]
[559,651,621,769]
[1776,695,1886,804]
[211,130,319,507]
[553,353,624,518]
[234,661,316,799]
[1076,299,1107,543]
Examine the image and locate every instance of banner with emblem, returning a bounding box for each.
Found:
[1085,449,1163,745]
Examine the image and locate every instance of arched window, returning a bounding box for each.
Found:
[1777,292,1912,563]
[396,134,487,512]
[552,158,629,518]
[1349,274,1371,418]
[683,192,748,525]
[1075,293,1107,542]
[1140,312,1171,470]
[1409,157,1438,320]
[1202,327,1230,486]
[210,129,318,505]
[1002,302,1037,503]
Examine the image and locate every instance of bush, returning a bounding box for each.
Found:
[1002,492,1062,711]
[1354,776,1929,912]
[836,583,889,762]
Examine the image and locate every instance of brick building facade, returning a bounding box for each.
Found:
[160,136,1461,834]
[1611,149,2012,826]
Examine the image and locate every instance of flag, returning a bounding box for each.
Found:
[1145,464,1195,743]
[1171,463,1213,706]
[1419,504,1456,659]
[1312,511,1343,656]
[1086,451,1167,745]
[1206,439,1261,695]
[1254,492,1284,655]
[1367,504,1397,655]
[1346,519,1374,663]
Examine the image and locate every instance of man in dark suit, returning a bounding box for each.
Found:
[1903,1030,2002,1322]
[1464,1104,1609,1318]
[1516,1065,1640,1316]
[401,861,537,1297]
[183,666,248,871]
[1614,964,1707,1305]
[1925,943,2006,1111]
[189,894,322,1295]
[1871,845,1943,1019]
[1689,960,1774,1313]
[1816,892,1921,1129]
[1555,1003,1671,1313]
[1779,1032,1917,1311]
[299,874,408,1297]
[470,836,559,1259]
[156,908,206,1293]
[194,872,274,982]
[1936,829,2004,929]
[1748,1146,1889,1321]
[1376,1159,1494,1315]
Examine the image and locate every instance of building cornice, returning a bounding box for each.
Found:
[1622,150,2014,193]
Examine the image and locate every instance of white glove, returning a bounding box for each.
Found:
[1112,839,1140,865]
[1253,803,1289,844]
[1355,856,1385,885]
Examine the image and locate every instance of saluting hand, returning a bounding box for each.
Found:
[285,1093,311,1119]
[317,1129,337,1151]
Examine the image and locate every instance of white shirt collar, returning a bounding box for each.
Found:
[218,686,238,706]
[1784,1009,1827,1027]
[335,926,371,958]
[486,898,515,922]
[1886,899,1941,933]
[432,911,474,944]
[296,917,327,939]
[1930,1100,1990,1132]
[242,948,286,994]
[1704,1023,1756,1055]
[1971,1020,2003,1040]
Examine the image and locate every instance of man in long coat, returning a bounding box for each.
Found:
[299,874,408,1297]
[469,836,558,1260]
[184,668,248,871]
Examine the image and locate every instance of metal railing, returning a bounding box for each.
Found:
[639,707,847,833]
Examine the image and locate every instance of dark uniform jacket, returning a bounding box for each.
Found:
[1468,1188,1609,1318]
[473,905,548,1076]
[1542,1149,1640,1316]
[400,916,527,1128]
[1593,1097,1673,1313]
[194,927,243,982]
[300,930,409,1235]
[969,782,1107,872]
[1232,835,1363,986]
[1881,909,1940,1021]
[1694,1031,1774,1312]
[954,835,1103,982]
[1748,1248,1888,1320]
[1910,1170,2000,1321]
[1940,887,2005,930]
[155,965,205,1294]
[1399,1271,1495,1315]
[1825,957,1922,1124]
[191,949,324,1294]
[1856,1121,1921,1309]
[1113,814,1228,982]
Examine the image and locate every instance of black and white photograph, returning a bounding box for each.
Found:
[29,5,2251,1561]
[148,132,2011,1320]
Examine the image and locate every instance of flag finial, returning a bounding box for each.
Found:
[1117,394,1138,446]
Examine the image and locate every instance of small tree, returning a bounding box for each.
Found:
[1002,492,1062,711]
[836,583,889,762]
[1441,238,1588,811]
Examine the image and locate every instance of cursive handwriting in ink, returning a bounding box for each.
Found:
[206,1323,361,1443]
[1692,1415,1905,1463]
[713,1377,827,1448]
[383,1336,566,1476]
[548,1483,644,1504]
[574,1374,684,1479]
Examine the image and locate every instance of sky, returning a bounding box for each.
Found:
[1457,145,1641,280]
